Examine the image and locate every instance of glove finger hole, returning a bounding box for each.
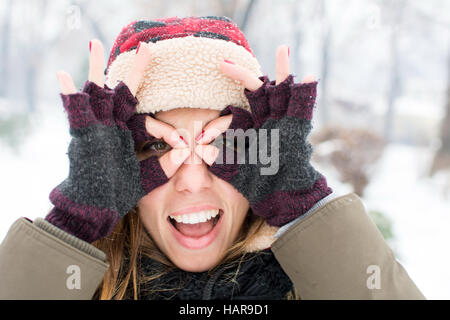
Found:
[82,80,115,126]
[287,81,318,120]
[60,93,97,129]
[267,74,293,119]
[243,75,271,127]
[112,81,139,126]
[219,105,254,132]
[127,113,155,146]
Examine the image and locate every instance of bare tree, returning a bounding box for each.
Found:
[382,0,405,143]
[289,0,304,80]
[311,126,386,196]
[430,43,450,177]
[0,0,12,97]
[214,0,256,31]
[216,0,239,21]
[318,0,332,126]
[75,0,106,44]
[239,0,256,32]
[20,0,65,112]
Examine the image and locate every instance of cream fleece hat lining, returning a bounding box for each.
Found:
[105,36,263,114]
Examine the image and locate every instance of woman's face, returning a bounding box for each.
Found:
[137,108,250,272]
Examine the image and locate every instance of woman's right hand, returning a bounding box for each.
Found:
[45,40,190,243]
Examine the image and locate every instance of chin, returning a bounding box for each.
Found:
[169,250,225,272]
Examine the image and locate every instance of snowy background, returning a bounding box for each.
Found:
[0,0,449,299]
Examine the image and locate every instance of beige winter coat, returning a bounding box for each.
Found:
[0,192,425,299]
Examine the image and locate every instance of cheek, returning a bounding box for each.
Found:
[218,179,250,234]
[137,186,167,237]
[221,179,249,211]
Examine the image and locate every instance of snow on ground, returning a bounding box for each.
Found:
[363,144,450,299]
[1,109,449,299]
[0,108,71,241]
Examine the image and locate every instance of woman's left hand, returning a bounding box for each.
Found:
[219,44,315,90]
[194,44,333,227]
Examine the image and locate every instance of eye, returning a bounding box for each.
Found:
[142,140,169,152]
[137,139,171,160]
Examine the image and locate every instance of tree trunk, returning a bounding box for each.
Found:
[239,0,256,32]
[290,0,303,77]
[0,0,12,97]
[383,0,405,143]
[430,43,450,176]
[318,0,331,126]
[384,26,401,143]
[25,62,36,112]
[320,26,331,126]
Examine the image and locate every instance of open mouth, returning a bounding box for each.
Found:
[167,209,223,249]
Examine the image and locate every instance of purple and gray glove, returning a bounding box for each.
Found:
[207,74,333,227]
[45,80,168,243]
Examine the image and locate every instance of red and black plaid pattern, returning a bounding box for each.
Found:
[106,16,254,72]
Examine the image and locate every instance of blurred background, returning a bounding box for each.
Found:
[0,0,449,298]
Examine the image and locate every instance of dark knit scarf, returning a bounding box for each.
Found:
[128,249,294,300]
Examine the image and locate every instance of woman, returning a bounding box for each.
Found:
[0,16,424,300]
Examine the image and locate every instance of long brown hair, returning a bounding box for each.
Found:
[91,206,274,300]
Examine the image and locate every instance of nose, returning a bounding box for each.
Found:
[172,148,214,194]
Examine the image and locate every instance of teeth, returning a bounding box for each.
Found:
[170,209,219,224]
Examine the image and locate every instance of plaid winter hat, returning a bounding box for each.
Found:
[105,16,264,114]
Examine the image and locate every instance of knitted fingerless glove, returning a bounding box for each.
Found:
[208,74,333,227]
[45,81,168,243]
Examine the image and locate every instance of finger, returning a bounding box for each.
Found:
[194,144,219,166]
[158,148,191,178]
[124,41,152,96]
[145,115,188,148]
[275,44,290,85]
[88,39,105,87]
[56,71,77,94]
[195,114,232,145]
[219,60,263,92]
[302,75,316,83]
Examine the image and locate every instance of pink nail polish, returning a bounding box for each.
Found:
[89,41,92,52]
[136,42,141,54]
[179,135,187,144]
[288,46,290,57]
[196,130,205,142]
[224,60,235,65]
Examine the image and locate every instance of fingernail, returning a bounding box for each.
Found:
[195,130,205,142]
[136,42,141,54]
[89,41,92,52]
[177,135,189,147]
[224,60,235,65]
[288,46,290,57]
